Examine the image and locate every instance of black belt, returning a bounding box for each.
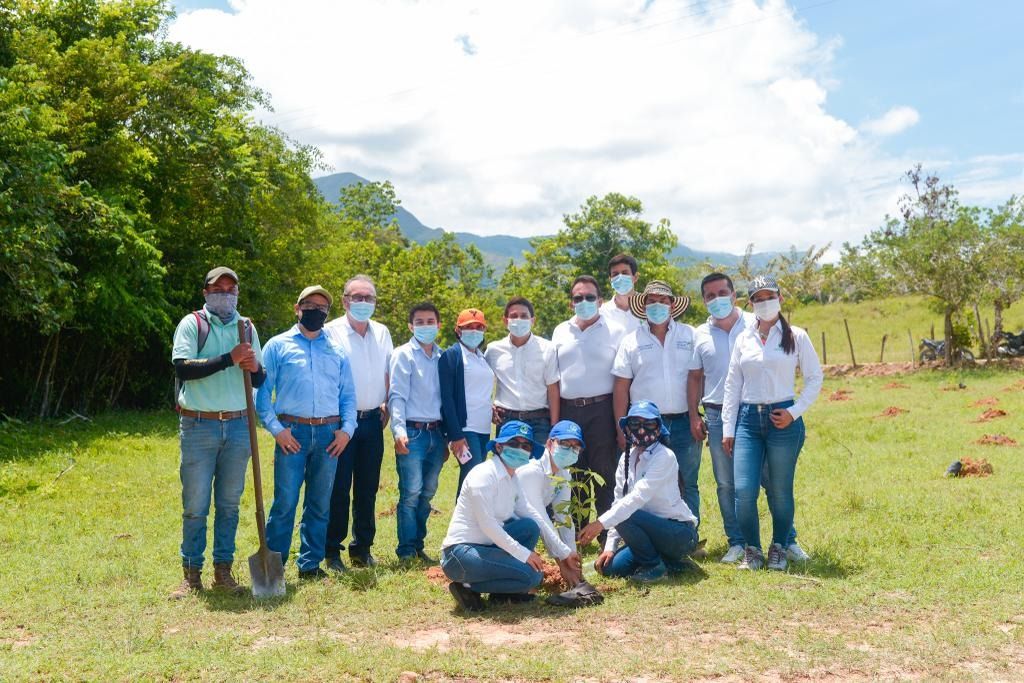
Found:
[496,407,548,420]
[561,394,612,408]
[407,420,441,430]
[661,412,689,420]
[702,402,723,411]
[357,408,381,419]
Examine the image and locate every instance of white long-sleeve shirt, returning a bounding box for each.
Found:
[442,456,558,563]
[721,321,824,438]
[515,453,575,560]
[599,442,697,553]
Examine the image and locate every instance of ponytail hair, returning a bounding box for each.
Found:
[621,448,630,496]
[778,313,796,355]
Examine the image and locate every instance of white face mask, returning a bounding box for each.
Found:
[752,298,781,321]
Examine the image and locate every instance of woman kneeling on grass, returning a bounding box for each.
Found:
[440,421,552,612]
[721,275,823,572]
[578,401,699,583]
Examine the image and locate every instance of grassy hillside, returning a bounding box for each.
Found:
[788,296,1024,364]
[2,368,1024,680]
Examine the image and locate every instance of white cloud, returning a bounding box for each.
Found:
[169,0,1021,254]
[860,106,920,136]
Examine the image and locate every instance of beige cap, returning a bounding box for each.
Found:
[204,266,238,286]
[297,285,333,307]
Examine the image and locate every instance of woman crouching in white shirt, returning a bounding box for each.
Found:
[722,275,823,572]
[578,401,699,583]
[516,420,586,587]
[440,420,553,612]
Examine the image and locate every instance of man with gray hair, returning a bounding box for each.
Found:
[324,275,394,570]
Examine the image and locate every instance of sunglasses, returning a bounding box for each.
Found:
[571,294,598,304]
[625,418,660,431]
[345,294,377,303]
[504,438,533,450]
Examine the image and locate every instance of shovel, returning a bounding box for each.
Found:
[238,320,286,598]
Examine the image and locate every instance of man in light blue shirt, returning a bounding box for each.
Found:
[388,301,446,563]
[257,285,357,579]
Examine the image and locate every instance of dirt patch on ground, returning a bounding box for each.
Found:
[829,388,853,401]
[975,434,1019,446]
[1003,378,1024,392]
[958,457,994,477]
[394,623,564,652]
[825,362,914,378]
[250,635,295,650]
[971,397,1000,407]
[882,381,910,389]
[424,566,448,586]
[378,504,396,518]
[878,406,909,417]
[973,408,1008,422]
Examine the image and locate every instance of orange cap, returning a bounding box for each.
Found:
[456,308,487,328]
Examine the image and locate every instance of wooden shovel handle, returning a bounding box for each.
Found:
[238,319,269,550]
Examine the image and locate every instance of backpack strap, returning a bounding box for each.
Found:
[193,310,211,352]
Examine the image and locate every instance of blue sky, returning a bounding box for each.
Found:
[169,1,1024,252]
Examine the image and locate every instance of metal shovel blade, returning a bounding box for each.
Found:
[249,547,286,599]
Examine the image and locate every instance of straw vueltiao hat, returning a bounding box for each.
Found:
[627,280,690,320]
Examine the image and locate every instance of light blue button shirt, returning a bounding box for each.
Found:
[388,337,442,440]
[256,325,357,437]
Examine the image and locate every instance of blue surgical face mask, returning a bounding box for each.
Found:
[498,446,531,469]
[645,302,671,325]
[412,324,438,344]
[459,329,485,350]
[574,299,598,321]
[706,296,733,320]
[610,274,634,296]
[507,318,532,337]
[204,292,238,322]
[551,443,579,469]
[348,301,375,322]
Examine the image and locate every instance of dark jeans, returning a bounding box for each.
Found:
[456,431,490,498]
[441,518,543,594]
[603,509,699,575]
[495,413,551,459]
[560,399,617,529]
[326,413,385,560]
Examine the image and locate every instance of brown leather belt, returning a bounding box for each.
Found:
[496,407,548,420]
[178,408,246,421]
[562,394,612,408]
[407,420,441,430]
[278,414,340,425]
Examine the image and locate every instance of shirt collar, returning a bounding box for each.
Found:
[288,324,325,341]
[571,314,604,331]
[408,338,441,359]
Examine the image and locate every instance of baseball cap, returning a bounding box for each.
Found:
[548,420,585,448]
[296,285,334,308]
[456,308,487,328]
[204,266,238,286]
[487,420,540,452]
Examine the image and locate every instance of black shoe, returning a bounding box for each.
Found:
[448,582,485,612]
[298,567,328,580]
[416,550,438,565]
[326,557,348,573]
[488,592,536,605]
[349,553,377,568]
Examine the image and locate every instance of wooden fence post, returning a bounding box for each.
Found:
[930,323,935,339]
[843,318,857,368]
[879,334,888,363]
[908,329,915,366]
[821,331,827,365]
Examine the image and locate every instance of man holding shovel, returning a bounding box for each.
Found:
[257,286,357,579]
[170,266,265,599]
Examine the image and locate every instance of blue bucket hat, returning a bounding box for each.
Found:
[548,420,585,449]
[618,400,671,437]
[487,420,540,453]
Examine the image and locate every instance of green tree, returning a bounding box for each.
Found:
[979,196,1024,341]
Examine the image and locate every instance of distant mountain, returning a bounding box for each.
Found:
[312,172,778,273]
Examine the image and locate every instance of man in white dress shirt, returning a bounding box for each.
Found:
[485,296,560,456]
[323,275,393,570]
[551,275,626,537]
[599,253,642,335]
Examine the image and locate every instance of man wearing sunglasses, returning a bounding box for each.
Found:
[256,285,358,580]
[551,275,627,542]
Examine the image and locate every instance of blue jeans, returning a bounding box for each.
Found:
[733,401,805,550]
[456,431,490,497]
[603,509,698,576]
[441,518,543,593]
[179,416,251,568]
[396,424,447,559]
[663,414,700,524]
[265,421,341,571]
[326,413,385,559]
[496,414,551,459]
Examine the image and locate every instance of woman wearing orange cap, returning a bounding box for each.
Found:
[439,308,496,496]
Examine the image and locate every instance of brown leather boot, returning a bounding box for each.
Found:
[169,565,203,600]
[211,562,245,594]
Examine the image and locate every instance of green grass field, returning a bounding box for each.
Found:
[788,296,1024,365]
[2,367,1023,681]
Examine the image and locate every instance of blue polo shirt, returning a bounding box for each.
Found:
[256,325,358,438]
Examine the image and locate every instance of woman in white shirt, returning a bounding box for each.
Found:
[721,275,823,572]
[578,401,699,583]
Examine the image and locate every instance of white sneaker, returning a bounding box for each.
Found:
[785,542,810,562]
[766,543,787,571]
[737,546,764,570]
[720,545,745,563]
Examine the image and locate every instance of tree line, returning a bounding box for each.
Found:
[2,0,1021,418]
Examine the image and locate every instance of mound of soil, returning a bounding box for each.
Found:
[971,397,1000,407]
[879,406,908,417]
[426,563,568,592]
[378,504,396,518]
[959,457,994,477]
[424,566,448,586]
[1004,379,1024,392]
[973,409,1008,423]
[829,389,853,401]
[825,362,914,378]
[882,382,910,390]
[975,434,1019,446]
